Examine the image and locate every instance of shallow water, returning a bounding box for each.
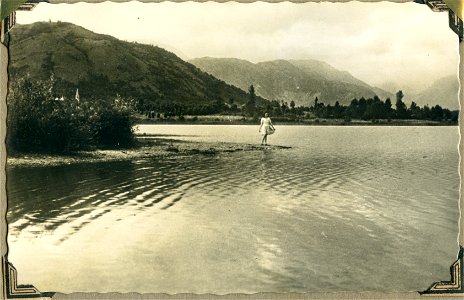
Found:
[7,125,460,293]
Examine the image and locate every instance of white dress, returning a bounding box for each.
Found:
[260,117,275,135]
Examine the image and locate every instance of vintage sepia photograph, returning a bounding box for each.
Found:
[2,0,462,296]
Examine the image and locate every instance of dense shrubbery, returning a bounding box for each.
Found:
[7,76,136,153]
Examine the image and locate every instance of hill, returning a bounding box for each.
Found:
[189,57,393,106]
[411,75,459,110]
[8,22,262,114]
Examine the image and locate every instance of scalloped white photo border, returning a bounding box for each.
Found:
[0,1,462,298]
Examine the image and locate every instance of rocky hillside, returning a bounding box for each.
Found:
[8,22,262,113]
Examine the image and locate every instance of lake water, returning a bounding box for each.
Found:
[7,125,460,293]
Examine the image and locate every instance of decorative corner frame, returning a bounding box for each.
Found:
[1,3,52,299]
[420,247,464,295]
[2,255,54,299]
[416,0,463,40]
[449,8,463,41]
[416,2,464,296]
[0,0,45,45]
[1,2,51,299]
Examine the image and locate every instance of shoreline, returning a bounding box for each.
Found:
[6,137,291,168]
[135,117,457,126]
[6,120,457,168]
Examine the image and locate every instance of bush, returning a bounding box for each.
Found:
[7,76,136,152]
[92,107,134,148]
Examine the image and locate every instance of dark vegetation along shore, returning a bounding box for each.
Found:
[137,114,454,126]
[5,76,290,166]
[6,21,459,160]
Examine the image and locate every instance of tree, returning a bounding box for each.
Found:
[348,99,358,118]
[92,95,135,147]
[365,97,385,120]
[333,101,344,118]
[358,97,367,119]
[395,90,408,119]
[245,84,257,116]
[312,97,320,116]
[422,105,431,119]
[7,76,77,152]
[431,105,444,121]
[281,101,289,116]
[384,98,392,119]
[408,101,421,119]
[443,108,452,121]
[290,100,296,110]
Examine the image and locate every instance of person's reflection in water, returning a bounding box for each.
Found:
[260,149,273,181]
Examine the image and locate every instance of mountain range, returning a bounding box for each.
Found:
[189,57,393,107]
[8,22,459,112]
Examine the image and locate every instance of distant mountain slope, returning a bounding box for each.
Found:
[288,60,391,99]
[411,75,459,110]
[190,57,393,106]
[8,22,260,112]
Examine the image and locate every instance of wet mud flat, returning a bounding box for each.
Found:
[7,136,291,167]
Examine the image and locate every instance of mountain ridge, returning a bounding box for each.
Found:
[8,22,264,114]
[9,21,457,113]
[410,75,459,110]
[190,57,394,106]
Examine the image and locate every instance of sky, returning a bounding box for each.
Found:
[16,1,459,93]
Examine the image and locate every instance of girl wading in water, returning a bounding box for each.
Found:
[259,113,276,145]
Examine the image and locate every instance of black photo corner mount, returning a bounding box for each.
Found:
[449,8,464,41]
[415,1,464,297]
[416,0,463,41]
[420,246,464,295]
[2,255,55,299]
[2,2,54,299]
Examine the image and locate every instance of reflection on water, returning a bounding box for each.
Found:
[7,125,460,293]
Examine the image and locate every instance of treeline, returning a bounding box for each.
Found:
[7,76,136,153]
[47,71,256,118]
[139,99,236,117]
[241,87,458,123]
[7,76,458,153]
[139,85,457,123]
[310,91,457,122]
